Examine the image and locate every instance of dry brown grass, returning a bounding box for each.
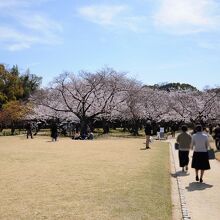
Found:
[0,135,171,220]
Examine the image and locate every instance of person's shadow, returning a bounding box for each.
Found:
[186,182,213,191]
[140,147,150,150]
[171,171,190,178]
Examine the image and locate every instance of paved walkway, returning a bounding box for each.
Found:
[168,138,220,220]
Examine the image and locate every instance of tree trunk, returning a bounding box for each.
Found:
[132,125,139,136]
[131,119,139,136]
[80,118,88,137]
[102,120,110,134]
[0,123,3,132]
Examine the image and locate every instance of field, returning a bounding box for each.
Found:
[0,135,172,220]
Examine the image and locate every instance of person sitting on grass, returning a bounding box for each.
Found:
[87,132,94,140]
[72,131,81,140]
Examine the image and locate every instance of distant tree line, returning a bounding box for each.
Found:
[31,67,220,136]
[0,64,42,133]
[0,64,219,136]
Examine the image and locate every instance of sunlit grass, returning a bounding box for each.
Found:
[94,128,145,138]
[0,136,171,220]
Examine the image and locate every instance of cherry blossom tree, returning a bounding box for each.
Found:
[141,87,171,122]
[33,68,127,134]
[114,78,144,135]
[30,67,220,136]
[169,89,219,125]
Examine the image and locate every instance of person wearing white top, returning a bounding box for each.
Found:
[191,125,210,183]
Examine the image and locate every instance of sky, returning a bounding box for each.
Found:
[0,0,220,90]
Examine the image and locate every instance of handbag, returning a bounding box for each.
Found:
[174,142,179,150]
[208,148,215,160]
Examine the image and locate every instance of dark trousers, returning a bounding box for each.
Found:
[27,130,33,139]
[178,150,189,167]
[215,138,220,150]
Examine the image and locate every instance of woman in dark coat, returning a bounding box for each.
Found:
[51,123,58,141]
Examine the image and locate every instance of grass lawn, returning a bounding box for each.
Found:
[0,135,172,220]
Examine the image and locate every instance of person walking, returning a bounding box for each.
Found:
[51,122,58,142]
[213,124,220,150]
[176,125,192,172]
[191,124,210,183]
[144,121,152,149]
[26,122,33,139]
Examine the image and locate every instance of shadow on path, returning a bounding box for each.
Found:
[140,147,151,150]
[171,171,190,178]
[186,182,213,192]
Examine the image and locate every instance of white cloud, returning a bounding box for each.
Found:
[154,0,220,34]
[0,26,61,51]
[0,26,36,51]
[0,0,28,8]
[8,43,31,51]
[0,0,49,8]
[197,40,220,49]
[15,12,61,31]
[78,5,147,32]
[0,0,62,51]
[78,5,127,25]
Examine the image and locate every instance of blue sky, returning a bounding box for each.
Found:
[0,0,220,89]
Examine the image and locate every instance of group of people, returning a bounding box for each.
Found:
[25,121,43,139]
[25,121,58,141]
[25,121,95,141]
[144,121,213,182]
[72,131,94,140]
[176,124,215,183]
